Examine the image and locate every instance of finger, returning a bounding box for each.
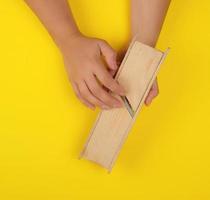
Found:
[117,49,127,65]
[145,85,159,105]
[108,68,117,78]
[98,40,118,71]
[109,50,126,78]
[85,74,123,108]
[72,82,95,109]
[78,81,107,109]
[93,59,126,96]
[145,79,159,106]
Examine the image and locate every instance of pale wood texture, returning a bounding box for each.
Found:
[80,41,169,171]
[116,42,163,112]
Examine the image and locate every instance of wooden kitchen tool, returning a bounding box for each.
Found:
[80,40,169,172]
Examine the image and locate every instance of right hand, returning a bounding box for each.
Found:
[60,33,126,110]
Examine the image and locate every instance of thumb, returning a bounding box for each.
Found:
[98,40,118,71]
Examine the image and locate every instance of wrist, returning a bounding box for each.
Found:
[133,34,158,47]
[55,29,82,53]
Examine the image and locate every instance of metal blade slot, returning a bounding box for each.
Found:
[120,96,135,118]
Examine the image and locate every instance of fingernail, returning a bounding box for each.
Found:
[145,100,151,106]
[101,105,110,110]
[89,106,95,110]
[114,101,123,108]
[114,105,122,108]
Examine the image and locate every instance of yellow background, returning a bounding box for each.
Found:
[0,0,210,199]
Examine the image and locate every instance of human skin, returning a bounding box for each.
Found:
[24,0,170,109]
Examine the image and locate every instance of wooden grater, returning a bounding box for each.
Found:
[80,40,169,172]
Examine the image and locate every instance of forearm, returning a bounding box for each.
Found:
[24,0,80,50]
[131,0,171,46]
[24,0,125,109]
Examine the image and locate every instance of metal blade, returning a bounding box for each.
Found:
[120,96,134,118]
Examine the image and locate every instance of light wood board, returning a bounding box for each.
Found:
[80,41,169,171]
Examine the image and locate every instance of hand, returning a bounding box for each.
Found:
[60,34,125,110]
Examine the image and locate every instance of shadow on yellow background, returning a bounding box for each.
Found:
[0,0,210,199]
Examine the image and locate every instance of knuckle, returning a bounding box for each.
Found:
[91,98,101,107]
[102,94,114,105]
[105,99,113,106]
[96,90,103,98]
[96,101,103,107]
[79,88,87,98]
[86,94,93,101]
[74,78,83,85]
[99,92,108,100]
[85,97,94,106]
[101,76,109,84]
[78,85,84,93]
[91,85,100,95]
[82,101,91,108]
[80,92,86,99]
[109,81,118,92]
